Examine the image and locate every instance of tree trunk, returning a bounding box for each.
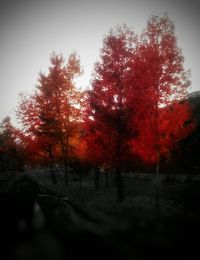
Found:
[65,115,70,186]
[105,171,109,188]
[94,166,100,191]
[155,96,160,218]
[60,137,69,186]
[115,87,125,202]
[155,150,160,218]
[79,173,82,190]
[50,165,57,184]
[64,162,68,186]
[115,166,124,202]
[77,162,82,190]
[49,147,57,184]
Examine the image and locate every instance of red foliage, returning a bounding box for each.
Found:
[132,101,195,165]
[16,53,83,166]
[84,15,195,171]
[84,25,137,168]
[129,15,194,167]
[15,15,195,174]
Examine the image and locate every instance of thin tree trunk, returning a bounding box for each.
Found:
[60,114,70,186]
[105,171,109,187]
[64,161,68,186]
[94,166,100,191]
[76,161,82,190]
[115,166,124,202]
[48,147,57,184]
[79,173,82,190]
[115,133,125,202]
[115,83,125,202]
[60,136,69,186]
[155,150,160,218]
[155,97,160,218]
[50,164,56,184]
[60,143,68,186]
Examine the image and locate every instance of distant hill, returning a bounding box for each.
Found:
[188,91,200,98]
[172,91,200,174]
[188,91,200,126]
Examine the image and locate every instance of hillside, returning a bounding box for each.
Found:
[172,91,200,174]
[188,91,200,125]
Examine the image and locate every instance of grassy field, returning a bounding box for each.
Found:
[1,168,200,259]
[28,167,200,220]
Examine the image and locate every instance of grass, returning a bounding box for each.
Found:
[2,168,200,259]
[27,167,200,220]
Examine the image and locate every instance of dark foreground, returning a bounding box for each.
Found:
[1,171,200,260]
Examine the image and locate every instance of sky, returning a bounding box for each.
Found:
[0,0,200,125]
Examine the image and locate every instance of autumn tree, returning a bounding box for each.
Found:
[85,15,194,202]
[17,53,83,185]
[0,117,25,172]
[84,26,137,201]
[133,100,194,167]
[127,14,194,215]
[130,14,192,172]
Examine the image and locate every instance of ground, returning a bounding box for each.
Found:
[1,168,200,259]
[28,167,200,218]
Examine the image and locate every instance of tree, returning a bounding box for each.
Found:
[0,117,24,172]
[84,26,137,201]
[129,14,194,215]
[17,53,83,185]
[133,14,191,173]
[132,100,194,167]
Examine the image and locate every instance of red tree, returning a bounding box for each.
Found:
[17,53,83,184]
[84,26,137,201]
[130,14,193,172]
[127,14,194,215]
[132,100,194,167]
[84,16,194,201]
[0,117,25,172]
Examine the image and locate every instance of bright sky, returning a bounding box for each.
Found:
[0,0,200,125]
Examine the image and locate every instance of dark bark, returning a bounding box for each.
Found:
[155,97,160,217]
[64,162,68,186]
[48,146,57,184]
[155,150,160,218]
[114,84,125,202]
[60,137,69,186]
[105,171,109,187]
[76,162,82,190]
[94,166,100,191]
[79,173,82,190]
[50,165,57,185]
[115,166,124,202]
